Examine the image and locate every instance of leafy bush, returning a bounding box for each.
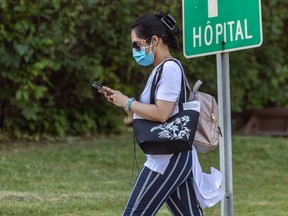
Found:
[0,0,287,138]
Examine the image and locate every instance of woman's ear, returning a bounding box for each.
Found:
[152,35,159,46]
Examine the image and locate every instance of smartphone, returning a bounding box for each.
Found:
[92,82,113,95]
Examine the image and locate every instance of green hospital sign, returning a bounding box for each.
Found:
[182,0,263,58]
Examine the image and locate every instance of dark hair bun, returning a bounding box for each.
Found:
[132,12,180,50]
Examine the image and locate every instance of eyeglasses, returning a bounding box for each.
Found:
[132,37,152,51]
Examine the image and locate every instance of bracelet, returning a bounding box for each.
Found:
[124,98,135,111]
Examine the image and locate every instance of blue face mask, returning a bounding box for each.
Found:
[132,44,154,66]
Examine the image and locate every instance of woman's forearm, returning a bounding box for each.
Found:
[129,100,174,122]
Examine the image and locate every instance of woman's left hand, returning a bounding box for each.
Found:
[103,86,129,108]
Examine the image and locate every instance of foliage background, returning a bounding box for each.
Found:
[0,0,287,138]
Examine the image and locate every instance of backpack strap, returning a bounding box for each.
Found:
[189,80,203,100]
[193,80,203,93]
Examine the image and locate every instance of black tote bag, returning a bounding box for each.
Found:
[133,60,200,154]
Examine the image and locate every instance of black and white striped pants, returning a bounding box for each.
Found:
[123,151,204,216]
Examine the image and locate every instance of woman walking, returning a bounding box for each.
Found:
[100,12,204,216]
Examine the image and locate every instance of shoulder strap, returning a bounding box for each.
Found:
[149,62,165,104]
[149,59,186,111]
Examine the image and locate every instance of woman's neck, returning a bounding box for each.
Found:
[153,47,172,67]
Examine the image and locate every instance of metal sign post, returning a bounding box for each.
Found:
[217,53,233,216]
[182,1,263,215]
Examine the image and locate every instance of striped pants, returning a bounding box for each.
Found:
[123,151,204,216]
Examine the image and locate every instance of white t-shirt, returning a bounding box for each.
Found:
[139,59,182,174]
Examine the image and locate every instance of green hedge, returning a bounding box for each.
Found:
[0,0,287,138]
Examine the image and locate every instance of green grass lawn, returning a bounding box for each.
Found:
[0,133,287,216]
